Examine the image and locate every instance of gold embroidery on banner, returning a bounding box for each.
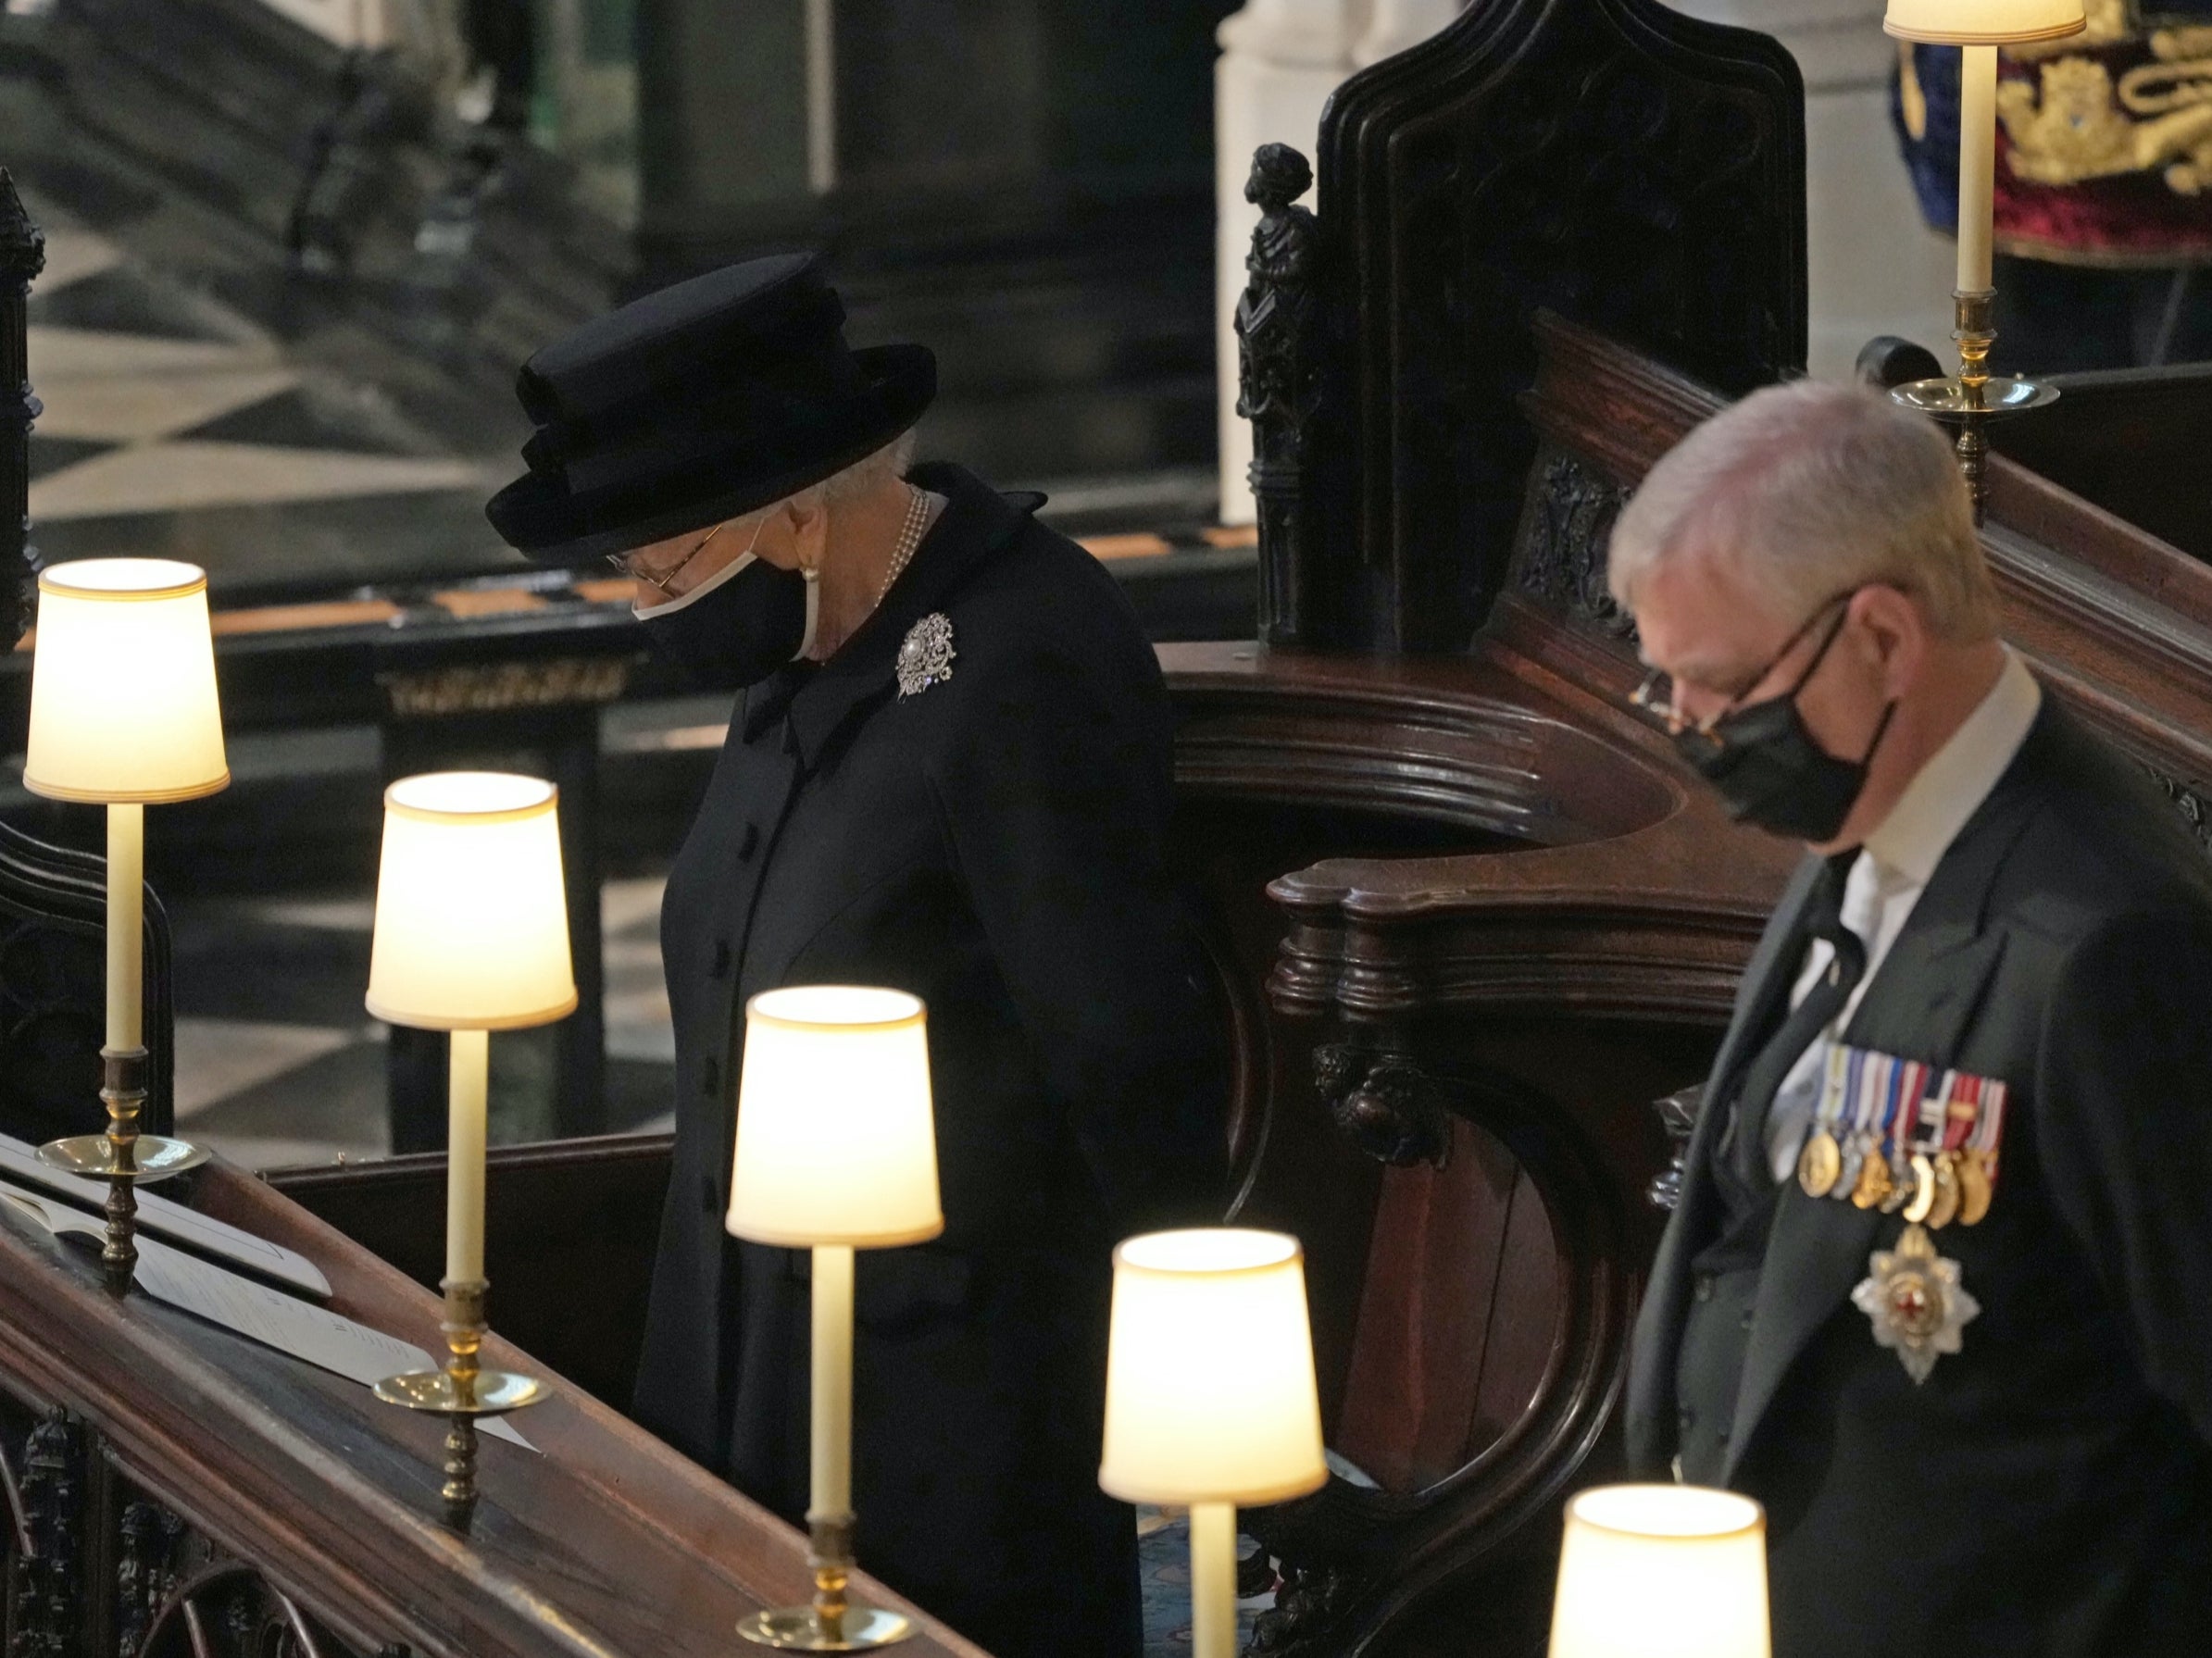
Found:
[1997,29,2212,193]
[2006,0,2130,59]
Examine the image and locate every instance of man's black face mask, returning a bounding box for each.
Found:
[1668,593,1897,843]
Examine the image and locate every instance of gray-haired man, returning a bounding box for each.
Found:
[1614,380,2212,1657]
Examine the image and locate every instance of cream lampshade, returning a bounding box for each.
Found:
[24,558,228,804]
[1549,1485,1770,1658]
[366,772,579,1030]
[727,985,944,1249]
[1100,1228,1329,1506]
[1882,0,2082,44]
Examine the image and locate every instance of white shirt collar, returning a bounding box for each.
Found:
[1862,648,2042,887]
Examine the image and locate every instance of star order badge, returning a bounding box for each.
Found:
[896,613,956,699]
[1851,1222,1980,1385]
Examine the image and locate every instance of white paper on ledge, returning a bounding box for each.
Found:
[0,1183,535,1451]
[0,1131,332,1300]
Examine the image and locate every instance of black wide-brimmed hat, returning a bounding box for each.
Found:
[486,253,935,565]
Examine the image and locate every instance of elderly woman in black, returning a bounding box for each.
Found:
[486,255,1224,1658]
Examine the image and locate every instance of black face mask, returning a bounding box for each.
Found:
[636,554,819,688]
[1673,598,1896,843]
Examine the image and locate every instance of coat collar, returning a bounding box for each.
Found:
[739,464,1044,769]
[1720,697,2057,1480]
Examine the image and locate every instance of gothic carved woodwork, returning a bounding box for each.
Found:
[1508,450,1635,640]
[1314,1047,1453,1170]
[1244,0,1804,654]
[6,1407,84,1658]
[0,169,41,651]
[1235,144,1327,649]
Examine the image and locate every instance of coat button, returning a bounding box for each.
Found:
[1740,1308,1756,1331]
[1716,1423,1731,1443]
[710,940,731,979]
[1678,1405,1696,1429]
[1693,1274,1715,1303]
[738,823,760,861]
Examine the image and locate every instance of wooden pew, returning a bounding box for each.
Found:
[0,1153,983,1658]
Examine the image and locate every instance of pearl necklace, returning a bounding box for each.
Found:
[875,485,931,605]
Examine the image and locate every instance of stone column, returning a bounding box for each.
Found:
[1217,1,1467,524]
[1668,0,1956,377]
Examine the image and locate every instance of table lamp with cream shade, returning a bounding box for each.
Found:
[1884,0,2084,519]
[1100,1228,1329,1658]
[1548,1485,1770,1658]
[726,984,944,1652]
[363,770,576,1528]
[23,557,229,1294]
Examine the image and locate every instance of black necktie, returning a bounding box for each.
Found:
[1728,852,1869,1191]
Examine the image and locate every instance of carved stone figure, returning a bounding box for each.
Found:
[1235,143,1325,648]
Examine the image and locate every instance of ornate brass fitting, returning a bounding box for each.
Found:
[99,1045,146,1295]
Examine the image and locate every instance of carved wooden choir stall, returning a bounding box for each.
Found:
[7,0,2212,1652]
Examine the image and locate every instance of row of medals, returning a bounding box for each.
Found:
[1797,1119,1992,1229]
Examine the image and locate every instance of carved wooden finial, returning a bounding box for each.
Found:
[0,168,47,288]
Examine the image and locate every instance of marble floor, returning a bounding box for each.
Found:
[19,193,528,596]
[170,873,676,1172]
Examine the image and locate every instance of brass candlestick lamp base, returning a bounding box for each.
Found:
[738,1514,915,1651]
[38,1045,208,1295]
[373,1278,545,1532]
[1890,289,2059,524]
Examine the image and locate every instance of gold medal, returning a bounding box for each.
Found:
[1903,1153,1938,1223]
[1926,1152,1962,1229]
[1956,1148,1993,1226]
[1852,1151,1893,1209]
[1881,1154,1918,1215]
[1798,1129,1843,1198]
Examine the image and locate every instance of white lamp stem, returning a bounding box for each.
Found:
[105,803,143,1051]
[446,1028,489,1284]
[1956,44,1998,293]
[1189,1500,1239,1658]
[811,1243,856,1519]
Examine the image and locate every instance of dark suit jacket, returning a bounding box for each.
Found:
[1626,694,2212,1657]
[632,464,1224,1658]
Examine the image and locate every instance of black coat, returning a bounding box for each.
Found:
[1626,695,2212,1656]
[632,464,1224,1658]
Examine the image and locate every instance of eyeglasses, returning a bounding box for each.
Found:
[1631,591,1856,738]
[607,518,735,595]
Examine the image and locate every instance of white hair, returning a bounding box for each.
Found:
[1606,380,1997,641]
[816,427,919,504]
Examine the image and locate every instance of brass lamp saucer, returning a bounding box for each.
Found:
[1890,376,2059,420]
[39,1133,208,1183]
[738,1606,915,1652]
[741,1514,917,1651]
[373,1368,545,1415]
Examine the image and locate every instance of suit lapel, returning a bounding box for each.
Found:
[1627,854,1826,1458]
[1721,744,2044,1481]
